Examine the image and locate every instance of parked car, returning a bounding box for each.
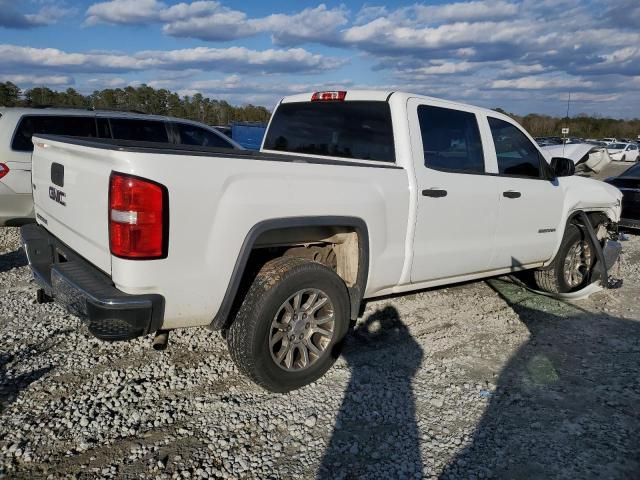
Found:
[22,90,622,392]
[607,142,639,162]
[540,143,612,173]
[605,163,640,229]
[0,108,241,226]
[601,138,617,144]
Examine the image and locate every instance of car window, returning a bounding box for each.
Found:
[488,117,543,178]
[609,143,626,149]
[417,105,485,173]
[12,115,97,152]
[96,117,111,138]
[263,101,395,163]
[176,123,233,148]
[109,118,169,143]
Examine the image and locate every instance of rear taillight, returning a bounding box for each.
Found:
[109,172,167,259]
[311,91,347,102]
[0,163,9,180]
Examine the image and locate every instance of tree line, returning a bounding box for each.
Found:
[0,82,271,126]
[0,81,637,137]
[493,108,639,139]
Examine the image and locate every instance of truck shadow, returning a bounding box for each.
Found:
[318,306,424,479]
[0,248,27,273]
[441,279,640,479]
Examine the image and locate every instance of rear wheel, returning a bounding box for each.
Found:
[227,256,350,392]
[534,224,595,293]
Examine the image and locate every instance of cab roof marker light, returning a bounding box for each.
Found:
[311,91,347,102]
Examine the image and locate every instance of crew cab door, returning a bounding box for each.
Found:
[408,99,499,282]
[483,116,564,268]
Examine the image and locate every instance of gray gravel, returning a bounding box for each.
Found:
[1,226,639,479]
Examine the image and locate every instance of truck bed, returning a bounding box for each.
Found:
[34,135,402,170]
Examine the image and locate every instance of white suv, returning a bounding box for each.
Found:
[0,108,241,226]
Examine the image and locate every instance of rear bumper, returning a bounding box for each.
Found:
[20,224,164,341]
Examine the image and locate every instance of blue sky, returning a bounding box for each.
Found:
[0,0,638,118]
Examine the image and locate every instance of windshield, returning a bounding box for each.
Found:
[263,101,395,163]
[608,143,626,149]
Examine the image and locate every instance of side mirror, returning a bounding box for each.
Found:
[550,157,575,177]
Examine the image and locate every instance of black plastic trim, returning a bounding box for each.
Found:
[33,134,404,170]
[20,223,165,340]
[209,216,370,330]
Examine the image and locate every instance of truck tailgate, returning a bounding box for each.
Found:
[31,136,113,274]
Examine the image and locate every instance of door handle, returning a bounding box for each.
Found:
[503,191,521,199]
[422,188,448,198]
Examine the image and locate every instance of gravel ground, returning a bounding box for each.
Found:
[1,226,639,479]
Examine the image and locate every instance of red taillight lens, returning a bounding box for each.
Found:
[109,173,167,259]
[0,163,9,180]
[311,91,347,102]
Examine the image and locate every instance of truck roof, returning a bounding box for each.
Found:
[0,107,208,125]
[280,90,505,119]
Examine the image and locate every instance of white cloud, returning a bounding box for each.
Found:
[0,74,74,86]
[0,44,345,75]
[85,0,166,25]
[491,75,594,90]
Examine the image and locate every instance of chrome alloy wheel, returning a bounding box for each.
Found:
[563,240,593,288]
[269,289,335,372]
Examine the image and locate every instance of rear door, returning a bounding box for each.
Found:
[408,99,499,282]
[484,116,564,268]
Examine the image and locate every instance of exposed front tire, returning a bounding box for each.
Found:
[227,256,350,392]
[534,224,595,293]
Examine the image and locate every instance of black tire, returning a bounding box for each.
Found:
[621,155,626,162]
[534,224,595,293]
[227,256,350,392]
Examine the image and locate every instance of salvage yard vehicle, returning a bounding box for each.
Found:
[540,143,612,174]
[0,108,241,227]
[605,162,640,229]
[607,142,640,162]
[21,90,623,392]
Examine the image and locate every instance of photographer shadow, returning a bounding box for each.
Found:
[318,306,424,479]
[441,279,640,479]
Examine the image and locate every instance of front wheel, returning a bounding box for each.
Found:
[227,256,350,392]
[534,224,595,293]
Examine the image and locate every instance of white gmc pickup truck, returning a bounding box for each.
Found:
[22,90,622,392]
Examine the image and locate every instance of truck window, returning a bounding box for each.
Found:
[176,123,233,148]
[12,115,97,152]
[488,117,543,178]
[109,118,169,143]
[417,105,485,173]
[263,101,395,163]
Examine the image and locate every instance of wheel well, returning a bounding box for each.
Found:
[210,218,369,330]
[253,226,360,287]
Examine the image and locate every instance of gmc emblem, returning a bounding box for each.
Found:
[49,186,66,206]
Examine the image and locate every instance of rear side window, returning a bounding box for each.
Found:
[176,123,233,148]
[110,119,169,143]
[488,117,543,178]
[418,105,485,173]
[12,115,97,152]
[263,101,395,162]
